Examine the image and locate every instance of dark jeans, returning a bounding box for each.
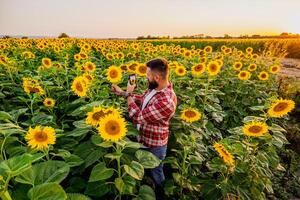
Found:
[143,145,167,185]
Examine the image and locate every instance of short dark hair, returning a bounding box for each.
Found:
[146,58,168,79]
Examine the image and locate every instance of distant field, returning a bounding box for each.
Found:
[143,38,300,59]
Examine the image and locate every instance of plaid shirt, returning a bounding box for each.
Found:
[128,83,177,148]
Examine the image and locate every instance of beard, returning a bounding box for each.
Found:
[148,79,159,90]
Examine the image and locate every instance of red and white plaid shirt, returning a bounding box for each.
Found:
[128,83,177,148]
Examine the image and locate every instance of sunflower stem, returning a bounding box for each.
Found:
[115,143,122,200]
[0,135,8,160]
[202,76,211,126]
[0,175,12,200]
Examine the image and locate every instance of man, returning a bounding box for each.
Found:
[112,58,177,188]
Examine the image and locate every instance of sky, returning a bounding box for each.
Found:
[1,0,300,38]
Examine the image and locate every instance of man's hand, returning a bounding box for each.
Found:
[111,84,124,96]
[127,81,136,93]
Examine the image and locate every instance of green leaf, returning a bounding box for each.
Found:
[272,131,289,148]
[249,106,265,111]
[96,141,114,148]
[67,193,91,200]
[69,101,103,117]
[90,134,104,146]
[16,160,70,185]
[64,154,84,167]
[269,123,287,133]
[133,185,156,200]
[72,120,92,129]
[84,181,110,197]
[65,128,91,137]
[124,161,144,180]
[31,113,54,125]
[0,153,43,177]
[135,150,160,169]
[9,108,28,121]
[28,182,67,200]
[88,162,114,182]
[124,140,141,149]
[0,111,13,121]
[243,116,265,123]
[122,175,136,195]
[104,152,122,160]
[115,177,125,193]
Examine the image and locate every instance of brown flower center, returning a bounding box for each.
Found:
[185,110,196,118]
[273,102,288,112]
[248,126,262,133]
[109,70,118,78]
[105,120,121,135]
[76,82,83,92]
[92,110,106,121]
[209,64,217,72]
[34,131,48,142]
[195,65,204,72]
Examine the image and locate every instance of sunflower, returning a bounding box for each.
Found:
[106,65,122,83]
[183,50,192,59]
[84,61,96,72]
[71,76,88,97]
[216,59,223,67]
[198,50,206,57]
[246,47,253,54]
[22,51,33,59]
[168,62,178,69]
[207,61,221,76]
[86,106,108,126]
[79,52,88,60]
[242,121,268,137]
[136,64,147,76]
[98,114,127,142]
[233,62,243,71]
[258,71,269,81]
[199,57,207,63]
[117,52,125,59]
[204,46,213,53]
[213,143,234,166]
[238,70,251,80]
[74,54,81,61]
[266,51,272,57]
[22,78,45,95]
[24,85,45,95]
[267,99,295,118]
[82,73,94,84]
[42,58,52,68]
[54,46,61,53]
[248,64,257,71]
[191,63,206,77]
[43,98,55,108]
[180,108,201,123]
[175,65,186,76]
[127,62,138,74]
[120,64,128,72]
[269,65,281,74]
[105,106,122,117]
[25,126,56,150]
[224,48,232,55]
[106,53,113,61]
[252,54,258,59]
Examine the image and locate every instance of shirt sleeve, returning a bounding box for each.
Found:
[128,95,175,124]
[131,90,148,106]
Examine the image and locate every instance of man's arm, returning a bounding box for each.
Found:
[127,95,175,124]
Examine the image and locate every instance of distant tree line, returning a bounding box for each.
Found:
[136,32,300,40]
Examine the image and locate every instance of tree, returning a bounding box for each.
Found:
[58,33,69,38]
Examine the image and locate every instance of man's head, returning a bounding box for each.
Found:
[146,58,169,90]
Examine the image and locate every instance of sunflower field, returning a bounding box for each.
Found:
[0,38,298,200]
